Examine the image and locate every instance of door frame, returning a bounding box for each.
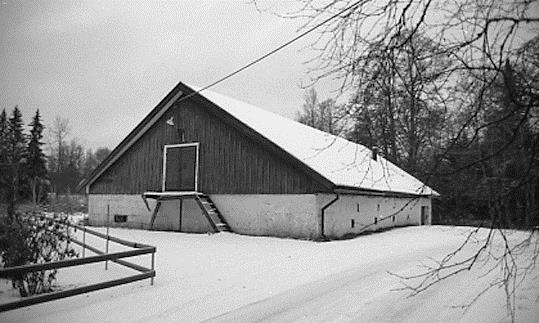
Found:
[162,142,200,192]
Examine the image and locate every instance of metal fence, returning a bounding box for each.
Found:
[0,214,156,312]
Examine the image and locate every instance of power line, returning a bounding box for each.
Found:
[179,0,363,101]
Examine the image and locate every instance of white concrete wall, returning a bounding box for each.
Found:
[89,193,431,239]
[317,194,431,238]
[88,194,154,229]
[181,199,213,233]
[153,200,180,231]
[88,194,213,232]
[210,194,319,239]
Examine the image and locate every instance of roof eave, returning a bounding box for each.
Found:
[79,82,336,194]
[181,84,335,192]
[78,82,186,193]
[333,185,439,198]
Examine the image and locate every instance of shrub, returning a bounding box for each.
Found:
[0,211,77,297]
[46,194,88,214]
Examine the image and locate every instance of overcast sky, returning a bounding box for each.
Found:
[0,1,338,150]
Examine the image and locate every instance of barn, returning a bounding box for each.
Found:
[79,82,438,239]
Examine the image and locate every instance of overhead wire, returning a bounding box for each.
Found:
[177,0,363,102]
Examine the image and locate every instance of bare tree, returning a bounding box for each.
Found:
[296,88,343,135]
[47,117,70,194]
[346,30,449,172]
[48,117,70,172]
[256,0,538,319]
[298,88,319,127]
[94,147,111,164]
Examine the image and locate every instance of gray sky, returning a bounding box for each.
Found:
[0,1,337,150]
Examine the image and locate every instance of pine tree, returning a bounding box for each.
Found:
[0,109,8,206]
[0,109,7,152]
[6,106,26,218]
[8,106,25,160]
[26,110,48,205]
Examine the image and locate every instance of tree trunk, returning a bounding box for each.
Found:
[31,178,37,206]
[37,181,44,206]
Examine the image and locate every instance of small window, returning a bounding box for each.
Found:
[392,215,395,222]
[356,203,360,213]
[374,217,378,225]
[114,214,128,223]
[351,219,355,228]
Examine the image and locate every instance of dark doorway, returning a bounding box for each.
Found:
[163,144,198,191]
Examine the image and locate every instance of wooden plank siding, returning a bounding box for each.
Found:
[90,97,328,195]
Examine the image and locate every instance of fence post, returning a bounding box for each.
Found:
[151,252,155,286]
[82,226,86,258]
[65,217,70,254]
[105,204,110,270]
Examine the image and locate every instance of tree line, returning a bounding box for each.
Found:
[296,32,538,229]
[286,1,537,311]
[0,108,110,217]
[45,117,110,195]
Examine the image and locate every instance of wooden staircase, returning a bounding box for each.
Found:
[145,191,231,233]
[195,194,231,233]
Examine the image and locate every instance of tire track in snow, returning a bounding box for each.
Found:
[204,245,456,323]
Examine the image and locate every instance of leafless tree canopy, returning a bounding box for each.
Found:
[296,88,343,135]
[256,0,538,319]
[266,0,537,89]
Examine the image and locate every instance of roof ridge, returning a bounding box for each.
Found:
[186,83,438,197]
[80,81,438,196]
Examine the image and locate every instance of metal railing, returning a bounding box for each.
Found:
[0,214,156,312]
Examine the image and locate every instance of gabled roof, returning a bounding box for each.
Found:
[80,82,438,196]
[188,84,438,197]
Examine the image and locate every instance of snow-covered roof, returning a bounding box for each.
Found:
[188,84,438,196]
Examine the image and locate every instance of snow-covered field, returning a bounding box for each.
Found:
[1,226,538,322]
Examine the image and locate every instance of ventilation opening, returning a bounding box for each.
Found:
[351,219,355,228]
[114,214,128,223]
[392,215,395,222]
[374,217,378,225]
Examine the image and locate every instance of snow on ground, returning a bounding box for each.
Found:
[1,226,538,322]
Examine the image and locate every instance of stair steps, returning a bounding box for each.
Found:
[195,194,231,233]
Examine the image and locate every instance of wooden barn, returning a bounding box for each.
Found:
[79,82,438,239]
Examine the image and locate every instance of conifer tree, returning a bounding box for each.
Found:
[8,106,25,160]
[26,110,48,205]
[0,109,7,152]
[6,106,26,218]
[0,109,8,206]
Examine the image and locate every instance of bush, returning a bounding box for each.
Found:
[0,212,77,297]
[46,194,88,214]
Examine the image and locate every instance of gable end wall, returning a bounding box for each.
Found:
[90,97,327,194]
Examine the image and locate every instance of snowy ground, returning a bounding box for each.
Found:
[1,226,538,322]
